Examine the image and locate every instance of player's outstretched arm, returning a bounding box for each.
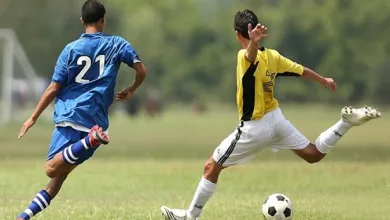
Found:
[116,62,147,101]
[301,67,337,92]
[18,82,61,139]
[246,23,268,63]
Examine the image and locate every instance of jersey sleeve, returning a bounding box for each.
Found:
[52,46,70,85]
[271,50,304,76]
[118,38,141,68]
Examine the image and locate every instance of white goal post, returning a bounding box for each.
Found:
[0,28,42,124]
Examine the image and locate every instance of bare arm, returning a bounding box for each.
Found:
[245,40,260,63]
[116,62,147,101]
[245,23,268,63]
[127,62,147,94]
[31,82,61,120]
[302,67,337,92]
[18,82,61,138]
[301,67,326,83]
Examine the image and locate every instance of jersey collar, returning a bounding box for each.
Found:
[80,32,105,38]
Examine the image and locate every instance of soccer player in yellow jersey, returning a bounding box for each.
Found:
[161,9,381,220]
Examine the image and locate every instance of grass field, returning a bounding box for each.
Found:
[0,105,389,220]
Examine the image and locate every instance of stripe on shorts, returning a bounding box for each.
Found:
[217,126,242,166]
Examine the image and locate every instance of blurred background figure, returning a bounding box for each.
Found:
[125,94,141,117]
[145,87,164,117]
[191,101,207,115]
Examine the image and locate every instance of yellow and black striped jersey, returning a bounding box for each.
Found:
[236,47,304,121]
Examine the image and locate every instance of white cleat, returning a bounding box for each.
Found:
[161,206,198,220]
[341,106,382,126]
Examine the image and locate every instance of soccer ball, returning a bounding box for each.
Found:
[262,193,293,220]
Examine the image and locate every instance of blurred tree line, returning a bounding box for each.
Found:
[1,0,389,105]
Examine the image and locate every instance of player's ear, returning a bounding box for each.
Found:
[80,17,85,25]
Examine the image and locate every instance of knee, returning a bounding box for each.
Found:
[203,157,224,181]
[304,157,322,164]
[45,163,57,178]
[304,149,323,164]
[203,158,214,174]
[298,144,325,164]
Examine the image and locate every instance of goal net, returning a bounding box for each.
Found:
[0,29,48,125]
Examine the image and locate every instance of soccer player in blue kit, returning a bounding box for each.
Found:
[16,1,147,219]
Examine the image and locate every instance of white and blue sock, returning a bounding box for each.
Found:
[18,190,52,220]
[62,136,92,164]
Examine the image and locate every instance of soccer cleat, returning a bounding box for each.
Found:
[89,125,110,147]
[161,206,199,220]
[341,106,381,126]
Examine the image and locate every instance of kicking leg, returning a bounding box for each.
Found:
[294,106,381,163]
[293,143,326,163]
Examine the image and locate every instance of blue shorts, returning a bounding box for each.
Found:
[47,126,97,165]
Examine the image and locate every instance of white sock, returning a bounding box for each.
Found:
[187,177,217,218]
[315,120,353,153]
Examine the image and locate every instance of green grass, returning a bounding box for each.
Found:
[0,105,389,220]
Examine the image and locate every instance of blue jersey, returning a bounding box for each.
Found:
[51,32,140,130]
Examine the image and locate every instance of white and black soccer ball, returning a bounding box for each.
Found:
[262,193,293,220]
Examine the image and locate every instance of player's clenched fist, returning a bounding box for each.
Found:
[248,23,268,43]
[116,88,133,101]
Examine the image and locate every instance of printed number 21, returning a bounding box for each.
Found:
[76,55,105,83]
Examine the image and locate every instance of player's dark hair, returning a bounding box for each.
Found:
[81,0,106,24]
[234,9,259,39]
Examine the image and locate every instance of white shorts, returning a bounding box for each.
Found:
[213,108,310,166]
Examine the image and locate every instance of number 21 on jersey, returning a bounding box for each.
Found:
[76,55,105,83]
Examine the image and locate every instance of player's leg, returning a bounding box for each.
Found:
[161,155,229,219]
[16,126,110,220]
[292,143,325,163]
[184,157,225,218]
[161,120,272,220]
[45,165,76,198]
[295,106,381,162]
[45,125,109,177]
[44,152,74,178]
[275,106,381,163]
[16,164,76,220]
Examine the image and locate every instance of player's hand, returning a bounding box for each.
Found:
[322,77,337,92]
[248,23,268,43]
[18,118,36,139]
[116,88,133,101]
